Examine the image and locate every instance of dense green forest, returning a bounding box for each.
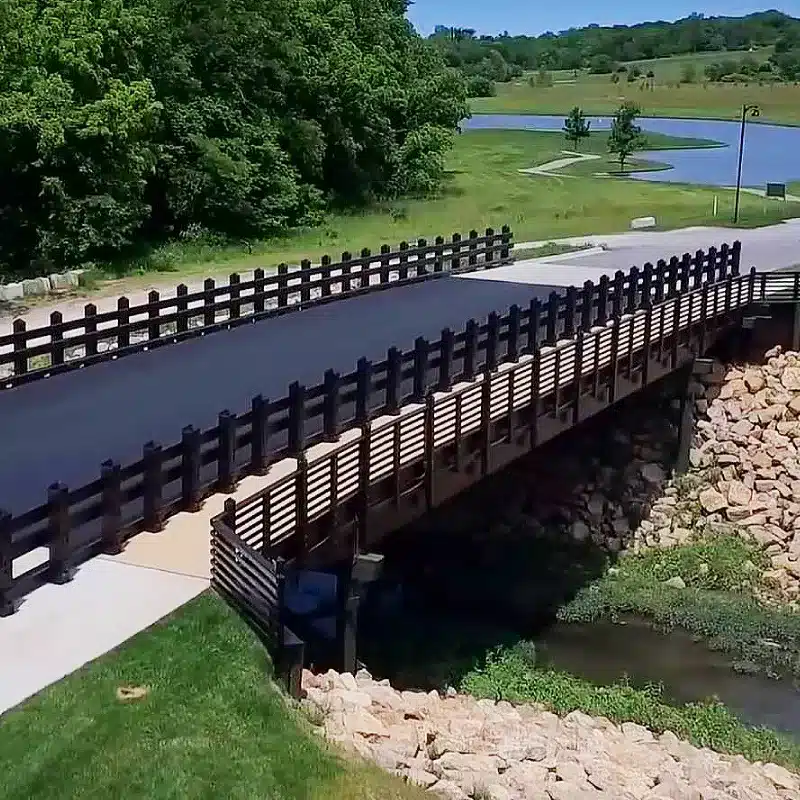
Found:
[0,0,467,277]
[429,10,800,93]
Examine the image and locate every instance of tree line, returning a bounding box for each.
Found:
[0,0,468,278]
[429,11,800,93]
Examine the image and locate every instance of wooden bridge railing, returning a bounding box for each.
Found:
[0,241,755,616]
[0,227,512,389]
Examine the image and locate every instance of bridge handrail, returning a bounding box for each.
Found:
[0,241,766,614]
[0,227,512,390]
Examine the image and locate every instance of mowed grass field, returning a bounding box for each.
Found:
[90,128,797,292]
[471,48,800,125]
[0,594,428,800]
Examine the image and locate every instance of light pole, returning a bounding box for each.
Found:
[733,103,760,224]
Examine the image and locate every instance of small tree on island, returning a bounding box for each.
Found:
[607,102,646,172]
[563,107,591,150]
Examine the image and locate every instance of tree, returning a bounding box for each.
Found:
[680,63,697,83]
[607,103,646,172]
[563,107,591,150]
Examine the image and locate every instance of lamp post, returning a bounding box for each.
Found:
[733,103,760,224]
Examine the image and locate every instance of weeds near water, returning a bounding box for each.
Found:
[558,534,800,678]
[461,644,800,771]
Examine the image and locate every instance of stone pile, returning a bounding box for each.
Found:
[635,347,800,603]
[302,668,800,800]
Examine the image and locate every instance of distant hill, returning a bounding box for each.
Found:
[429,10,800,84]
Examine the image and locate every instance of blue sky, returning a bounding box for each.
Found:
[407,2,800,37]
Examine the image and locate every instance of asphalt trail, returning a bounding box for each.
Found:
[0,275,560,515]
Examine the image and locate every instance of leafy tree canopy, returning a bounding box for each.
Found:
[428,11,800,79]
[0,0,467,276]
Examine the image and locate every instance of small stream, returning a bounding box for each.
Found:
[357,586,800,739]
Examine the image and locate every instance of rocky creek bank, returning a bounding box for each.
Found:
[301,668,800,800]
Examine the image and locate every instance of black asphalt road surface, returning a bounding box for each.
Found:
[0,276,561,515]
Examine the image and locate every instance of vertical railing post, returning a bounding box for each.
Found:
[718,243,730,279]
[84,303,99,358]
[320,255,332,298]
[101,460,124,554]
[412,338,429,402]
[287,383,306,455]
[142,441,165,532]
[0,510,18,617]
[250,395,271,474]
[508,305,521,361]
[11,319,27,378]
[500,224,512,262]
[434,236,445,273]
[398,243,409,281]
[203,279,216,326]
[731,240,742,275]
[50,311,64,368]
[706,246,718,283]
[692,250,705,289]
[596,276,609,327]
[563,287,577,338]
[450,233,462,272]
[415,240,427,277]
[323,369,342,442]
[277,264,289,307]
[299,260,312,305]
[679,254,692,294]
[217,410,237,493]
[379,245,391,283]
[341,251,353,293]
[117,297,131,350]
[176,284,189,334]
[486,313,500,372]
[48,482,75,584]
[625,267,639,315]
[612,271,625,318]
[527,298,541,354]
[229,273,242,320]
[439,328,454,391]
[464,319,478,380]
[385,347,402,414]
[468,229,479,267]
[581,281,595,332]
[146,293,160,343]
[484,227,495,265]
[181,425,202,510]
[360,248,372,287]
[355,358,373,423]
[545,292,559,346]
[253,268,266,313]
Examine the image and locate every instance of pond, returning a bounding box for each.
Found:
[464,114,800,189]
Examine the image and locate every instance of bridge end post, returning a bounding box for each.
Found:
[335,552,384,674]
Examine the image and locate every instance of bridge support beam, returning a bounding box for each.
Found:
[674,359,699,476]
[335,552,384,674]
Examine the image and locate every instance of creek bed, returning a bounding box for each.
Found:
[358,588,800,739]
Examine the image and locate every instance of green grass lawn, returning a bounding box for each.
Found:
[0,594,426,800]
[472,49,800,125]
[87,128,797,295]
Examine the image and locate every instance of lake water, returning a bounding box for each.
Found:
[464,114,800,189]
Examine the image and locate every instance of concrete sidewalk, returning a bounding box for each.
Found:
[0,470,281,716]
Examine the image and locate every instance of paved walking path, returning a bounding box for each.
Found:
[518,150,602,177]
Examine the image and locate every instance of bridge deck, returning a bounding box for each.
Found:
[0,274,560,515]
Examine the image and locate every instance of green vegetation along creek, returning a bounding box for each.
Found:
[359,532,800,770]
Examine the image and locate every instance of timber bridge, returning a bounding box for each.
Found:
[1,227,799,695]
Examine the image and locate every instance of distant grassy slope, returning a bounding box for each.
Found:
[473,49,800,124]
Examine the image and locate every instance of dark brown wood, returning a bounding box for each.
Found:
[50,311,65,366]
[48,482,75,584]
[250,395,271,474]
[177,284,189,334]
[287,383,306,455]
[386,347,402,413]
[181,426,203,510]
[101,460,124,554]
[439,328,454,391]
[0,510,18,617]
[142,441,165,532]
[412,338,429,402]
[323,370,342,442]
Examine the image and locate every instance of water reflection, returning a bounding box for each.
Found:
[464,114,800,188]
